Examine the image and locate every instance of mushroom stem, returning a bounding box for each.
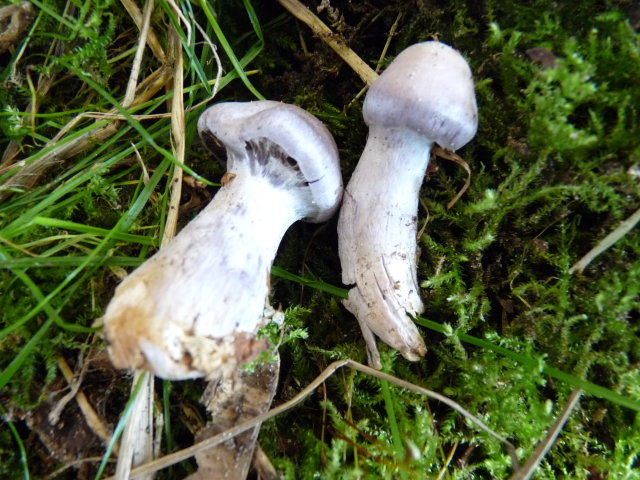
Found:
[106,173,299,378]
[339,126,430,367]
[337,42,477,368]
[103,100,342,380]
[104,170,300,380]
[168,172,300,335]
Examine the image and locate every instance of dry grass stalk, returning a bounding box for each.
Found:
[108,359,519,479]
[276,0,378,85]
[0,63,172,201]
[569,206,640,273]
[115,371,155,480]
[508,389,582,480]
[1,32,66,169]
[55,355,115,450]
[112,2,163,478]
[118,0,166,63]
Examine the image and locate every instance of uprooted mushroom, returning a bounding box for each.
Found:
[102,100,342,478]
[338,41,478,368]
[103,100,342,379]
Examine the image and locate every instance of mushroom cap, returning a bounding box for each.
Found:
[363,41,478,151]
[198,101,343,223]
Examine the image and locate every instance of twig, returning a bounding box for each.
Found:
[276,0,378,85]
[430,146,472,210]
[569,207,640,274]
[417,197,430,240]
[108,359,519,479]
[508,389,582,480]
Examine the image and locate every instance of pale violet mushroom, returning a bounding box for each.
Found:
[103,101,343,380]
[338,41,478,368]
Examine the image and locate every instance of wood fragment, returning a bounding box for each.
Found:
[185,359,280,480]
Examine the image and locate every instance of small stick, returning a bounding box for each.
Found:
[569,206,640,274]
[508,389,582,480]
[110,359,519,479]
[276,0,378,85]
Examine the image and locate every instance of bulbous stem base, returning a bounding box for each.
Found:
[103,171,299,379]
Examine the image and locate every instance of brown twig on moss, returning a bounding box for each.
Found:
[276,0,378,85]
[55,355,115,450]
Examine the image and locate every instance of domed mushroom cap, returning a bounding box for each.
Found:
[198,101,343,223]
[363,41,478,151]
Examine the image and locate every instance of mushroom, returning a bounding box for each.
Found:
[338,41,478,368]
[103,101,343,380]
